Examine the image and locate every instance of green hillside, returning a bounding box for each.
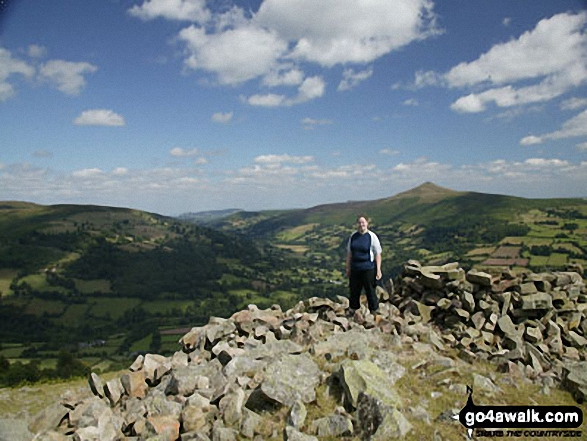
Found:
[0,202,297,384]
[215,182,587,277]
[1,184,587,386]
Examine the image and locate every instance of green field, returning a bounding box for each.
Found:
[0,268,17,297]
[88,297,141,319]
[74,278,111,294]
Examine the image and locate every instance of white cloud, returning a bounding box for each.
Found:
[337,67,373,91]
[520,135,543,146]
[520,109,587,145]
[301,117,333,128]
[27,44,47,58]
[72,168,104,178]
[112,167,128,176]
[128,0,210,23]
[132,0,437,103]
[39,60,98,95]
[561,97,587,110]
[170,147,199,157]
[0,47,35,101]
[577,142,587,151]
[246,93,285,107]
[255,154,314,165]
[403,98,419,106]
[74,109,126,126]
[178,24,288,85]
[211,111,233,123]
[445,12,587,112]
[380,149,400,155]
[262,67,304,87]
[255,0,438,67]
[247,76,325,107]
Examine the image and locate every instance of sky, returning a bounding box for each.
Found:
[1,0,587,216]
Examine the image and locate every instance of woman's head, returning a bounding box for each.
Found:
[356,214,369,233]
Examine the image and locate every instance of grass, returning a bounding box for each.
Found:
[53,303,90,326]
[547,253,568,267]
[87,297,141,319]
[0,268,17,297]
[25,298,67,316]
[73,278,111,294]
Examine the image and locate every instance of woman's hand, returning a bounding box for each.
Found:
[376,269,382,280]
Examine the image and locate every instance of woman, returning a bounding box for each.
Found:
[346,214,382,315]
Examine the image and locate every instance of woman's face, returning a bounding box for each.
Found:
[356,217,368,233]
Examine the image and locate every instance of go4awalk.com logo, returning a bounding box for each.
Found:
[454,387,583,438]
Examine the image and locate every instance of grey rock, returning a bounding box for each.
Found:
[258,354,321,407]
[165,366,209,397]
[28,403,69,434]
[104,377,125,406]
[88,372,104,399]
[0,417,33,441]
[563,362,587,402]
[287,400,307,429]
[309,414,353,437]
[336,359,402,409]
[284,426,318,441]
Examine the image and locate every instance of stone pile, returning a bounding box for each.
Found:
[394,260,587,394]
[30,298,418,441]
[27,261,587,440]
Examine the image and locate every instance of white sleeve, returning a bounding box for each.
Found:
[370,232,382,256]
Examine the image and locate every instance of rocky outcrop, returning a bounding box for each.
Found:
[29,261,587,440]
[394,261,586,382]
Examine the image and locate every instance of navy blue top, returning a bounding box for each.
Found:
[348,230,381,271]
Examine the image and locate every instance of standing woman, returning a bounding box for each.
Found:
[346,214,382,315]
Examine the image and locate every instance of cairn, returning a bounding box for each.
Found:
[28,261,587,440]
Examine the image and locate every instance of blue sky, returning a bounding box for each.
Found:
[1,0,587,215]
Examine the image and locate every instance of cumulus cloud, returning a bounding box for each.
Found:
[255,0,438,67]
[211,111,233,123]
[39,60,98,95]
[132,0,437,104]
[445,12,587,113]
[128,0,210,23]
[178,24,288,85]
[380,148,400,155]
[301,117,333,129]
[337,67,373,91]
[170,147,199,157]
[72,168,104,178]
[561,97,587,110]
[520,109,587,145]
[73,109,126,126]
[27,44,47,58]
[262,67,304,87]
[246,75,325,106]
[254,154,314,165]
[0,47,35,101]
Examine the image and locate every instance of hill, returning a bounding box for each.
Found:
[1,183,586,384]
[214,182,587,277]
[15,262,587,440]
[0,202,295,381]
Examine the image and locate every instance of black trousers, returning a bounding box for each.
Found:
[349,268,379,312]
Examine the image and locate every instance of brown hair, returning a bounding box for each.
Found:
[356,214,370,223]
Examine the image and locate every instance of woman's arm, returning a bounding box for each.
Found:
[375,253,382,280]
[346,251,352,278]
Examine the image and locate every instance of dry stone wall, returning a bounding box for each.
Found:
[28,261,587,440]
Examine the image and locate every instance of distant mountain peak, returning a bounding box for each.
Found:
[391,182,460,201]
